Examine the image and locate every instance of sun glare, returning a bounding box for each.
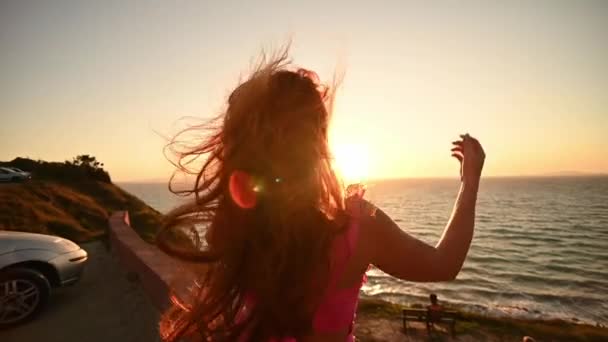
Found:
[331,143,370,184]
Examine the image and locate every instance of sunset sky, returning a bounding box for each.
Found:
[1,1,607,182]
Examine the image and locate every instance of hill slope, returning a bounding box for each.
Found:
[0,158,162,243]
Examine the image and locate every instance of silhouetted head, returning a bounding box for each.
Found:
[157,49,346,341]
[430,293,438,305]
[222,64,338,214]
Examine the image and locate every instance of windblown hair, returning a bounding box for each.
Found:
[157,49,347,341]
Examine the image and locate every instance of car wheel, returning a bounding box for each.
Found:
[0,268,50,328]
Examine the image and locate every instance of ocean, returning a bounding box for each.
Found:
[119,176,608,326]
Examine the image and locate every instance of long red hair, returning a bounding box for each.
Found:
[157,49,347,341]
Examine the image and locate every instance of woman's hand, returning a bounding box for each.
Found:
[451,134,485,185]
[362,133,483,282]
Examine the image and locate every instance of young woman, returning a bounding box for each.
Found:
[157,51,485,342]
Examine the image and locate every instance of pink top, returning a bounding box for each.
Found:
[239,202,368,342]
[310,214,366,341]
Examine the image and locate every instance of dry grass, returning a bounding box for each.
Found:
[356,298,608,341]
[0,179,161,243]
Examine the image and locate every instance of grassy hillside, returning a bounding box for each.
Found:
[0,157,162,243]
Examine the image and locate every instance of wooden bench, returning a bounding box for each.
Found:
[402,308,459,337]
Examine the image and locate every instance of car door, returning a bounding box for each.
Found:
[0,169,11,182]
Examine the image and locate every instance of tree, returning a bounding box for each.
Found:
[69,155,105,170]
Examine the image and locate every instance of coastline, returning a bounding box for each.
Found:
[360,292,608,326]
[115,180,608,338]
[359,291,606,328]
[356,297,608,341]
[106,208,608,341]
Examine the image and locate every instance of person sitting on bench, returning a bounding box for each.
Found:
[426,293,444,332]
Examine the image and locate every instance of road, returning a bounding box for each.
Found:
[0,241,517,342]
[1,242,160,342]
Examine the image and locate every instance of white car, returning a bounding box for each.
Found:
[0,167,31,182]
[6,168,31,178]
[0,231,88,327]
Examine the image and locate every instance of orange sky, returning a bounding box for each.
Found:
[1,1,607,182]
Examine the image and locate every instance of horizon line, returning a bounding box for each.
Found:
[116,172,608,183]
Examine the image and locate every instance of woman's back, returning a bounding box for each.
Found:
[301,189,388,341]
[238,196,370,342]
[157,49,485,342]
[307,199,369,341]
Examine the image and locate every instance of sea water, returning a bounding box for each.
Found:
[119,176,608,325]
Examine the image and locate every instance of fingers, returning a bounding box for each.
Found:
[453,133,484,181]
[456,133,482,150]
[451,152,463,162]
[454,133,483,157]
[452,137,464,160]
[460,133,480,146]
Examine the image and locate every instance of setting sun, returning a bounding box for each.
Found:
[331,142,370,184]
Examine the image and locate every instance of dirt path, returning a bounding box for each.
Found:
[1,241,160,342]
[354,315,514,342]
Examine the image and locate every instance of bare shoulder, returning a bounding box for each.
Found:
[345,197,378,218]
[357,202,395,233]
[351,199,386,260]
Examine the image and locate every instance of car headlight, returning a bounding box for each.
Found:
[53,237,81,253]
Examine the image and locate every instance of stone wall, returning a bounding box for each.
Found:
[108,211,190,311]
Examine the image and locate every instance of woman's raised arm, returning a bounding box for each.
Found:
[360,134,485,282]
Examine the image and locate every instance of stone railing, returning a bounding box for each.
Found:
[108,211,191,311]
